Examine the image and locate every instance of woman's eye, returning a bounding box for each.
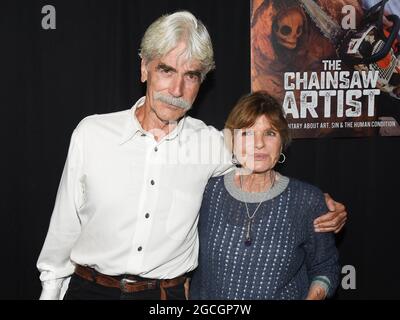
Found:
[241,131,253,136]
[265,130,276,136]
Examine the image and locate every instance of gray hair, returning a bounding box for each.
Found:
[139,11,215,81]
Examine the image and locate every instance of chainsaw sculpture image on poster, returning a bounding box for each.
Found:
[251,0,400,138]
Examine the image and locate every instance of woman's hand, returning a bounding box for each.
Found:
[306,285,327,300]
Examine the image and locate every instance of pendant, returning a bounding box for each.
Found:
[245,219,252,246]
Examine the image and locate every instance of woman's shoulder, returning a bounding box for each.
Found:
[285,177,328,217]
[286,177,325,201]
[203,175,226,197]
[200,176,230,219]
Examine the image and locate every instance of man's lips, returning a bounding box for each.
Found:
[160,101,184,110]
[161,102,180,110]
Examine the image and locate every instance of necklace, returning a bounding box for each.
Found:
[239,170,276,246]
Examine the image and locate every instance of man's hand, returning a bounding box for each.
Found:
[313,193,347,233]
[184,278,190,300]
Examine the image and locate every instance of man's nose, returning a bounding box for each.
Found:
[169,75,184,98]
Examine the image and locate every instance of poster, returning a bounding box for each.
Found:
[251,0,400,138]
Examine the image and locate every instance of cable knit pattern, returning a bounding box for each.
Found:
[190,172,339,300]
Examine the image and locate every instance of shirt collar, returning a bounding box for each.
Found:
[119,96,186,145]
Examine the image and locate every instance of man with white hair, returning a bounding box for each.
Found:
[37,11,347,300]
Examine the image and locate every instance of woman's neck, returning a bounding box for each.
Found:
[235,170,276,193]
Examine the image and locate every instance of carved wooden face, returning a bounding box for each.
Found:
[275,8,304,50]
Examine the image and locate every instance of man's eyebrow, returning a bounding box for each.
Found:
[157,63,202,77]
[156,63,176,72]
[185,70,202,77]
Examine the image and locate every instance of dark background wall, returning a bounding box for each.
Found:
[1,0,399,299]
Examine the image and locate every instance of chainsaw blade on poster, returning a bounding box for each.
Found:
[251,0,400,137]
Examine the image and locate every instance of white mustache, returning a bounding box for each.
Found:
[154,92,192,110]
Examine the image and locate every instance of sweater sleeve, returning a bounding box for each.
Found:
[303,189,340,298]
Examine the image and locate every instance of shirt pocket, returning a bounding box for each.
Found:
[166,189,202,241]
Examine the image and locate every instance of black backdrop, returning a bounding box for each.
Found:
[1,0,399,299]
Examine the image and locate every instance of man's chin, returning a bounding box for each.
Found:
[154,109,185,124]
[164,104,182,112]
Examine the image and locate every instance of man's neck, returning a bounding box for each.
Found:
[135,104,179,142]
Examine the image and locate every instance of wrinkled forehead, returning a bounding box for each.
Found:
[162,49,202,70]
[145,42,202,70]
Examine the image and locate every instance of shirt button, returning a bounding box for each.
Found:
[141,133,146,137]
[145,213,150,219]
[154,147,158,152]
[138,246,143,252]
[150,180,155,185]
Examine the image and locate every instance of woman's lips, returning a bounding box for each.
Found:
[253,154,268,161]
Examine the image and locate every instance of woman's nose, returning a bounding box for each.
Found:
[254,134,265,149]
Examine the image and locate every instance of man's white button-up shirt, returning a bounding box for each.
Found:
[37,97,233,299]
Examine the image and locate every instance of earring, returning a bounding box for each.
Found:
[278,153,286,164]
[232,154,241,167]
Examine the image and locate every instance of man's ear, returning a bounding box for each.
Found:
[140,59,148,83]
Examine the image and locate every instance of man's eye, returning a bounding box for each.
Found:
[186,73,200,82]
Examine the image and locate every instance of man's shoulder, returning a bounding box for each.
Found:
[75,109,131,133]
[184,116,222,136]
